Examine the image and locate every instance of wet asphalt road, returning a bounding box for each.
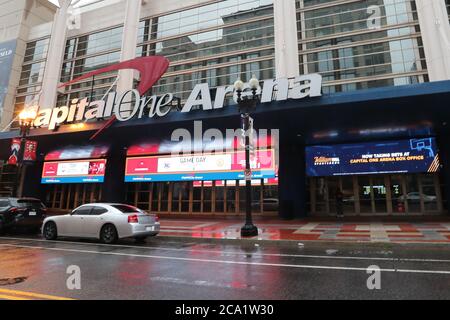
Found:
[0,234,449,300]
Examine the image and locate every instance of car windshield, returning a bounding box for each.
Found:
[112,204,145,214]
[12,199,45,209]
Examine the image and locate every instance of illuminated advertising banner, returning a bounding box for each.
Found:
[125,149,276,182]
[193,177,279,187]
[42,159,107,183]
[0,40,16,113]
[306,138,440,177]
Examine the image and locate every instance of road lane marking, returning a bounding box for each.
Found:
[0,294,27,300]
[2,243,450,275]
[2,236,450,263]
[0,288,74,300]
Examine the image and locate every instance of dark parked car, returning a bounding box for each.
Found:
[0,198,47,234]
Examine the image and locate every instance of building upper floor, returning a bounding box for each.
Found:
[2,0,450,131]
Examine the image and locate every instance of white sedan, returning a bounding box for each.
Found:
[42,203,160,244]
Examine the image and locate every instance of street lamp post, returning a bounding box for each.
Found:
[234,76,260,237]
[13,110,37,197]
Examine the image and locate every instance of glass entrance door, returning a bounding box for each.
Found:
[372,176,387,214]
[309,173,443,216]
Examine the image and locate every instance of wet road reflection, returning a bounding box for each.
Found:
[0,235,449,299]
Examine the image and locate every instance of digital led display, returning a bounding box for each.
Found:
[306,138,440,177]
[125,149,276,182]
[41,159,107,184]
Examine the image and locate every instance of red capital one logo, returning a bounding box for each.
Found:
[57,56,170,139]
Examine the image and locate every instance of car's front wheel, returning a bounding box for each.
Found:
[43,222,57,240]
[100,224,118,244]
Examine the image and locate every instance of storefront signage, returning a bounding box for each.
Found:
[306,138,440,176]
[32,55,322,130]
[7,138,21,165]
[41,159,107,183]
[125,149,276,182]
[23,140,38,162]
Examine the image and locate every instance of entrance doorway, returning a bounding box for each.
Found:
[45,184,103,211]
[125,179,279,216]
[308,173,443,216]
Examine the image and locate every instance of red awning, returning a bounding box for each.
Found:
[45,145,109,161]
[127,135,276,157]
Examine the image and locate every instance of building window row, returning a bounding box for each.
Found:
[297,0,419,40]
[58,26,123,107]
[297,0,428,93]
[13,37,50,125]
[139,0,275,102]
[138,0,273,42]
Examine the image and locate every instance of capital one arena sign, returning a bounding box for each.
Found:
[34,57,322,132]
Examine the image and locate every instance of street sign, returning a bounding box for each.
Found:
[240,115,255,156]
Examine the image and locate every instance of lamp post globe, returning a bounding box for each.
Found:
[248,75,259,91]
[233,79,245,92]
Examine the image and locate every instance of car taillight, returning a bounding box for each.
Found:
[128,215,139,223]
[9,207,18,214]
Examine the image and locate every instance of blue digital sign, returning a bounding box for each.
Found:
[306,138,440,177]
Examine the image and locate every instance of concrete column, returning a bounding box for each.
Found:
[436,133,450,215]
[39,0,72,109]
[116,0,143,93]
[416,0,450,81]
[102,144,126,203]
[278,133,307,219]
[273,0,300,79]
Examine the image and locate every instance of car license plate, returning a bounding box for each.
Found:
[29,211,36,216]
[146,226,154,231]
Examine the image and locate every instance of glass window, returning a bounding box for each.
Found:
[140,0,275,103]
[0,200,10,208]
[358,176,372,214]
[111,204,142,213]
[297,0,428,91]
[72,206,93,215]
[405,174,420,212]
[91,206,108,215]
[13,199,45,209]
[421,174,438,212]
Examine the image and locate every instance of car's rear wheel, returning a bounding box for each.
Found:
[100,224,118,244]
[43,222,57,240]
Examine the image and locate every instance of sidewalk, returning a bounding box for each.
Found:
[158,218,450,244]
